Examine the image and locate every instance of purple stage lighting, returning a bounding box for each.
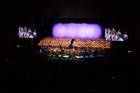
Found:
[53,23,102,39]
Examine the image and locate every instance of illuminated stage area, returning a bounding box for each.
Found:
[38,37,111,59]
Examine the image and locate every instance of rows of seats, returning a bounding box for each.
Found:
[38,37,111,48]
[38,37,71,47]
[73,39,111,48]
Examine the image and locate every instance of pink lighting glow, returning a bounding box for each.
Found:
[53,23,102,39]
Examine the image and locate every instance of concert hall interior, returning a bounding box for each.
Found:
[0,0,139,93]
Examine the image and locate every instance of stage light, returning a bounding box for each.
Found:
[128,50,132,53]
[53,23,102,39]
[17,45,20,48]
[75,56,84,58]
[58,55,62,57]
[63,55,69,58]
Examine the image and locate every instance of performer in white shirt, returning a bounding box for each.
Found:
[114,33,119,41]
[33,31,37,37]
[123,32,128,41]
[110,32,115,41]
[28,28,32,33]
[118,35,124,41]
[29,34,33,38]
[117,30,122,36]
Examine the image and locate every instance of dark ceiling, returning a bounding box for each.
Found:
[1,0,136,20]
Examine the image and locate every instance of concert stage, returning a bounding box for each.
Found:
[38,37,111,60]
